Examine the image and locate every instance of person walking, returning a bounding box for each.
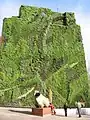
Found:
[75,101,82,117]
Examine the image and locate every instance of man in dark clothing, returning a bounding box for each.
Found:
[64,103,68,117]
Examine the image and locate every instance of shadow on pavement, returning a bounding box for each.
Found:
[8,109,32,115]
[55,114,65,117]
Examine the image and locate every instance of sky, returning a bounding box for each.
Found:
[0,0,90,72]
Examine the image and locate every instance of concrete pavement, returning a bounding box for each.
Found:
[0,107,90,120]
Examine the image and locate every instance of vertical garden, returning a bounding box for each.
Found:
[0,5,89,107]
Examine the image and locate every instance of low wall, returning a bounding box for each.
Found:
[56,108,90,116]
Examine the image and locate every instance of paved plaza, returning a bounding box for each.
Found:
[0,107,90,120]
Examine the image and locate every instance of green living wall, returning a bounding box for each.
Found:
[0,5,89,107]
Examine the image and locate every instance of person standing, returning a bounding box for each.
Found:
[64,103,68,117]
[49,103,56,115]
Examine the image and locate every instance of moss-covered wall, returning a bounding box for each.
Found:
[0,5,88,107]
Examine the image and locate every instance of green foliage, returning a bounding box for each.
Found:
[0,5,88,107]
